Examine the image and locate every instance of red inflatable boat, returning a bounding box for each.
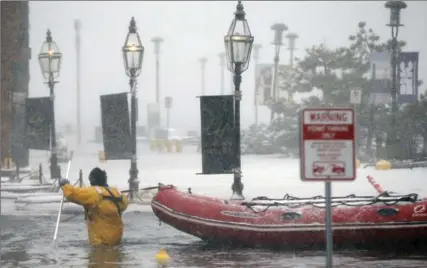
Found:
[151,185,427,248]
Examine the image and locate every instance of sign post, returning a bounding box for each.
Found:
[300,108,356,268]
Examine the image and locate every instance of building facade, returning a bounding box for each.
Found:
[1,1,30,167]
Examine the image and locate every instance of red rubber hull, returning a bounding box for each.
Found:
[151,185,427,248]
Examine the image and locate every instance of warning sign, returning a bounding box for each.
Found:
[300,108,356,181]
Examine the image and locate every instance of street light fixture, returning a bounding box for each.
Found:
[385,0,406,159]
[38,29,62,180]
[122,17,144,200]
[224,0,254,200]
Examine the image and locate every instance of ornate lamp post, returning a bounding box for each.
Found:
[38,29,62,180]
[224,0,254,200]
[270,22,288,122]
[122,17,144,200]
[385,0,406,159]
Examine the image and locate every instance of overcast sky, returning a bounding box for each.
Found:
[29,1,427,139]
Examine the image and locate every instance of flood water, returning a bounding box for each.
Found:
[2,210,427,268]
[1,143,427,267]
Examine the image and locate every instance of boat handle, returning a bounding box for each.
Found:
[281,212,301,220]
[377,208,399,217]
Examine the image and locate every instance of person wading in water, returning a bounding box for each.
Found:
[59,167,129,246]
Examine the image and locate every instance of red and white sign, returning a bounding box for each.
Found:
[300,108,356,181]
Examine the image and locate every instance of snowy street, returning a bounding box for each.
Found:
[3,140,426,215]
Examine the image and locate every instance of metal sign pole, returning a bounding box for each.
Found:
[325,180,333,268]
[300,108,355,268]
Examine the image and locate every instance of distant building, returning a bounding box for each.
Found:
[1,1,30,167]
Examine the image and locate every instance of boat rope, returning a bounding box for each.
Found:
[242,192,419,213]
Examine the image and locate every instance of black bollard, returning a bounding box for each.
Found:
[39,163,43,184]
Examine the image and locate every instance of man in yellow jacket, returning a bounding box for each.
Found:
[59,167,129,246]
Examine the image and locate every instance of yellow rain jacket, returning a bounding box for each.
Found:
[62,184,129,246]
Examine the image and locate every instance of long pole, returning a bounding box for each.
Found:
[270,23,287,122]
[231,63,243,200]
[219,53,225,95]
[366,64,376,158]
[49,78,61,179]
[388,33,398,159]
[53,152,73,241]
[286,33,298,103]
[271,53,280,122]
[129,75,139,201]
[199,57,207,95]
[166,107,170,129]
[252,44,262,125]
[74,20,82,146]
[325,181,333,268]
[151,37,163,104]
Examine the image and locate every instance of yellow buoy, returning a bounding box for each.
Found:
[155,248,170,266]
[375,159,392,170]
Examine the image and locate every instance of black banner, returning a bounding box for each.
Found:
[199,95,236,174]
[25,97,52,150]
[100,93,132,160]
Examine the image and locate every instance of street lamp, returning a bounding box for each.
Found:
[285,32,298,66]
[122,17,144,200]
[270,22,288,122]
[385,0,406,159]
[38,29,62,180]
[224,0,254,200]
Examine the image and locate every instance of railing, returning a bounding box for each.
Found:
[243,192,419,212]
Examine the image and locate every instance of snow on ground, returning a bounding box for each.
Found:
[2,141,427,216]
[0,185,54,192]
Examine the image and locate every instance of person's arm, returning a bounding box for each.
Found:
[120,194,129,212]
[61,184,100,206]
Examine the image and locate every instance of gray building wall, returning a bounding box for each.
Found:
[1,1,30,167]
